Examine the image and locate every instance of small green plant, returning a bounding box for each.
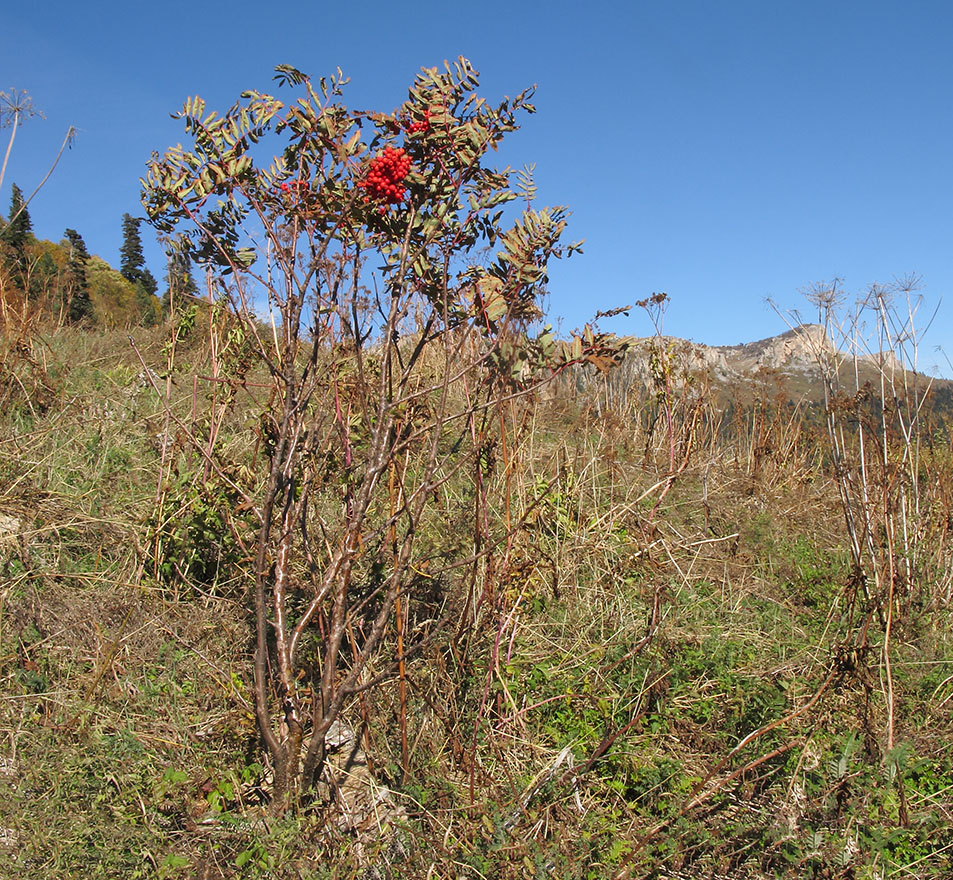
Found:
[147,468,248,590]
[234,839,273,874]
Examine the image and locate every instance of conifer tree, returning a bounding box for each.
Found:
[120,212,147,284]
[141,267,158,297]
[64,228,93,323]
[2,183,32,249]
[121,212,160,324]
[137,267,159,323]
[1,183,33,290]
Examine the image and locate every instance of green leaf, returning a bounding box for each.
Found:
[234,247,257,268]
[274,64,308,87]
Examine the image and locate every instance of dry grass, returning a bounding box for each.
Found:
[0,322,950,878]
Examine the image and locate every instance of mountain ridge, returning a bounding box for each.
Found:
[620,322,937,386]
[590,323,953,419]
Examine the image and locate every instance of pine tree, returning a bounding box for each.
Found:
[121,213,161,324]
[119,212,147,284]
[136,267,159,323]
[1,184,32,249]
[141,267,158,297]
[1,183,34,290]
[64,228,93,323]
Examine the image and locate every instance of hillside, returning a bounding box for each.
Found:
[1,212,164,329]
[0,317,950,879]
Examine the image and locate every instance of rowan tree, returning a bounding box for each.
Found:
[142,58,626,814]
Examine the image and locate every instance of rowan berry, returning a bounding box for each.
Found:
[359,146,412,210]
[405,108,432,134]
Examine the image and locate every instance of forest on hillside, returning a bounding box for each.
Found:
[1,64,951,880]
[0,173,194,330]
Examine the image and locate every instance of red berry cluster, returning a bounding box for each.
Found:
[359,146,411,209]
[279,179,309,196]
[405,109,431,134]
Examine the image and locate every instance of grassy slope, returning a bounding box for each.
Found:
[0,325,951,880]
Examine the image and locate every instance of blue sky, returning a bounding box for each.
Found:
[3,0,952,374]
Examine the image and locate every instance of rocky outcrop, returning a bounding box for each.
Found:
[719,324,834,370]
[572,323,936,408]
[616,324,909,387]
